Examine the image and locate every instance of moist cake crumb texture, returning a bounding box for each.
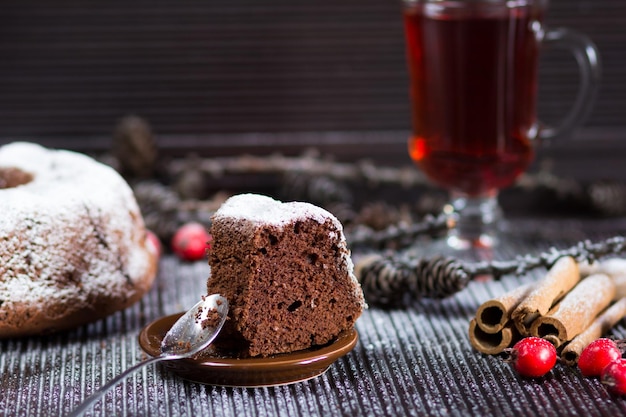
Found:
[207,194,365,357]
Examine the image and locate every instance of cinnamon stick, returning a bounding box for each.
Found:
[613,274,626,300]
[560,297,626,366]
[530,273,616,348]
[580,257,626,281]
[511,256,580,336]
[578,259,602,277]
[585,257,626,299]
[596,258,626,277]
[468,319,518,355]
[578,258,626,299]
[475,284,533,334]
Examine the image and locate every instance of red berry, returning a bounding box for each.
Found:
[601,359,626,396]
[503,337,557,378]
[145,229,162,258]
[171,223,211,261]
[578,338,622,377]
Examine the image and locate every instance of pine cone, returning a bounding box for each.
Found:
[355,254,470,306]
[112,115,157,179]
[133,181,181,241]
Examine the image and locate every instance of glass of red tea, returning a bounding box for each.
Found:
[402,0,600,249]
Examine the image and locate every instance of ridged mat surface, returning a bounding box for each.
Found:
[2,219,626,417]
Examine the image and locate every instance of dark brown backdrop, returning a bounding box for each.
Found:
[0,0,624,179]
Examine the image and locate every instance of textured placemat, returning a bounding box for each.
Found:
[2,219,626,417]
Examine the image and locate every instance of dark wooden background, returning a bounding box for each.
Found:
[0,0,624,180]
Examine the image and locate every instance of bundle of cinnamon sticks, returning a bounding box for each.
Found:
[469,256,626,366]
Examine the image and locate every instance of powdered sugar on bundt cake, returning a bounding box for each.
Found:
[0,142,158,337]
[207,193,365,357]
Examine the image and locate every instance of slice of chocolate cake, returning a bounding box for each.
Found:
[207,193,365,357]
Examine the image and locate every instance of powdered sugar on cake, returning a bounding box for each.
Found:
[212,193,343,231]
[0,142,157,336]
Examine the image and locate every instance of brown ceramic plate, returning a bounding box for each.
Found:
[138,312,359,387]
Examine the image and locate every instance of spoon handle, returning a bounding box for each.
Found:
[66,355,166,417]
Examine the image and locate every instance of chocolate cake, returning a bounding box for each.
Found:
[0,142,158,337]
[207,194,365,357]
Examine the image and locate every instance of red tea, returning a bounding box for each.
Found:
[404,1,543,196]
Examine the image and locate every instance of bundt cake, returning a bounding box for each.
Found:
[0,142,158,337]
[207,193,365,357]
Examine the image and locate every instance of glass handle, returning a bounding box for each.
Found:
[539,28,601,141]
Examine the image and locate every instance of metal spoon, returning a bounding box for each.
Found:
[67,294,228,417]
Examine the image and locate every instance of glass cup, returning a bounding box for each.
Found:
[402,0,600,249]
